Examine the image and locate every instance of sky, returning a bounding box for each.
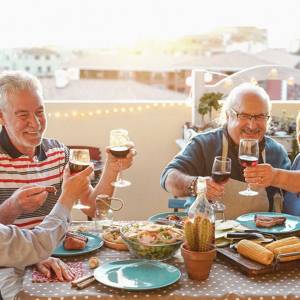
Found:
[0,0,299,50]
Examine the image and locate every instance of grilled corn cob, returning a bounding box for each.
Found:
[273,242,300,262]
[237,239,274,265]
[265,236,300,252]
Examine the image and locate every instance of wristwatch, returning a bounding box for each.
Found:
[186,177,198,197]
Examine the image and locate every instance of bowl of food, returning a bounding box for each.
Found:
[120,222,184,260]
[102,227,128,251]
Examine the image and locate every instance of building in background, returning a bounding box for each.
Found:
[0,48,62,77]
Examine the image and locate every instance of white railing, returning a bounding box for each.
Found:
[190,65,300,124]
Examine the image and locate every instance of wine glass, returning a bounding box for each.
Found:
[211,156,231,221]
[109,129,131,188]
[69,149,91,209]
[238,139,259,196]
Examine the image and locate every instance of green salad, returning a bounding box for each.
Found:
[120,222,184,260]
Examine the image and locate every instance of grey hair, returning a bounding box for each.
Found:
[219,82,272,125]
[0,71,43,109]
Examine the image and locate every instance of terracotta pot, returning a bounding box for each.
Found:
[181,242,216,280]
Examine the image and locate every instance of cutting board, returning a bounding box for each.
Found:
[217,247,300,276]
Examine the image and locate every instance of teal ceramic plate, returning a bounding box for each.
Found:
[148,211,187,222]
[52,232,103,256]
[94,259,181,290]
[236,212,300,234]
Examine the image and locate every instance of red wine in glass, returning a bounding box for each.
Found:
[212,171,231,184]
[211,156,231,221]
[239,155,258,168]
[238,139,259,196]
[69,160,90,174]
[110,146,130,158]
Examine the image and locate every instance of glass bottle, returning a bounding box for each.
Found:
[188,177,215,246]
[94,194,114,232]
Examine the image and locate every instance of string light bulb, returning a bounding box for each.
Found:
[204,72,213,83]
[224,78,233,89]
[268,68,278,80]
[287,76,295,86]
[250,77,258,85]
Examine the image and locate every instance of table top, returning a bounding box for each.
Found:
[18,240,300,300]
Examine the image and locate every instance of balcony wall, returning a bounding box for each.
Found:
[44,100,300,221]
[44,101,190,221]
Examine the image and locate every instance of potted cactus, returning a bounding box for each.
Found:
[181,214,216,280]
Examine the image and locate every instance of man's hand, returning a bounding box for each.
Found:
[205,177,226,201]
[35,257,75,282]
[244,163,275,188]
[105,143,137,173]
[59,165,94,209]
[9,185,49,215]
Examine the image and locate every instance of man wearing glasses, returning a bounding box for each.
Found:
[160,83,290,219]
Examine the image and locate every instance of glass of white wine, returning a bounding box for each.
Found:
[109,129,131,188]
[69,148,91,209]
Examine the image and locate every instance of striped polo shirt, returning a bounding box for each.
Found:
[0,127,69,228]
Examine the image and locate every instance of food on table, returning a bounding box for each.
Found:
[121,222,184,260]
[273,242,300,261]
[155,214,187,228]
[215,220,240,231]
[236,239,274,265]
[63,231,88,250]
[264,236,300,262]
[265,236,300,252]
[254,214,286,228]
[45,186,57,194]
[103,228,124,244]
[88,256,100,269]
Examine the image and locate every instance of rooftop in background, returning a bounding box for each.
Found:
[40,78,186,101]
[63,49,300,73]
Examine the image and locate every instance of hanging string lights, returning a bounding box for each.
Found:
[47,101,188,119]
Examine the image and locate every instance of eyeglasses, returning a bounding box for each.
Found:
[230,108,270,122]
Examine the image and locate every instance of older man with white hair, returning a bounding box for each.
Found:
[160,83,290,219]
[0,71,136,284]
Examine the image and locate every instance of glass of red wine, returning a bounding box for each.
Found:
[109,129,131,188]
[211,156,231,221]
[69,149,91,209]
[238,138,259,196]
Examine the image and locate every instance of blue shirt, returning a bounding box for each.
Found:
[160,127,291,210]
[283,153,300,216]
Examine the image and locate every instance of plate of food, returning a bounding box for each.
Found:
[52,231,104,256]
[236,212,300,234]
[102,227,128,251]
[148,212,187,228]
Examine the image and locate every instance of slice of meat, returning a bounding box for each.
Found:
[45,186,57,194]
[254,214,286,228]
[63,236,87,250]
[66,231,88,243]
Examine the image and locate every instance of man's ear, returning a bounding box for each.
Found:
[0,110,5,126]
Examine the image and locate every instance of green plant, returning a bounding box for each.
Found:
[184,215,214,252]
[198,92,223,123]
